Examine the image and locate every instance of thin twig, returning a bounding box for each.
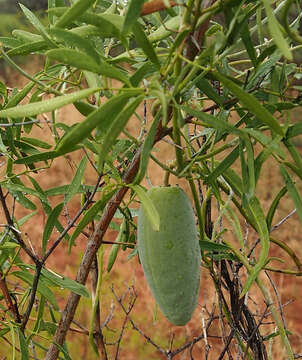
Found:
[21,263,42,330]
[0,186,37,263]
[265,271,287,330]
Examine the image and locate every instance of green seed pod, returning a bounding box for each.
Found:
[137,186,201,326]
[107,243,120,273]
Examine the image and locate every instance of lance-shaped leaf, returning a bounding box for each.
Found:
[132,22,160,68]
[266,186,287,230]
[0,87,98,119]
[280,165,302,223]
[40,267,90,298]
[19,4,56,47]
[98,95,144,169]
[56,90,143,153]
[207,146,240,184]
[49,8,124,39]
[1,182,48,203]
[240,196,270,297]
[262,0,292,60]
[54,0,96,28]
[12,271,58,310]
[133,113,161,184]
[42,202,64,255]
[123,0,145,34]
[18,329,29,360]
[65,157,88,203]
[130,185,160,232]
[49,28,100,63]
[213,72,284,136]
[46,48,130,85]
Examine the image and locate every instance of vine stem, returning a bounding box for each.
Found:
[225,241,294,360]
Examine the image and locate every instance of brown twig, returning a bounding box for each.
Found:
[21,263,42,331]
[141,0,178,16]
[112,285,167,357]
[0,270,21,323]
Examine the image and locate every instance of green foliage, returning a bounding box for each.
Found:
[0,0,301,358]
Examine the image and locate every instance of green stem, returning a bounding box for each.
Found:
[188,177,205,240]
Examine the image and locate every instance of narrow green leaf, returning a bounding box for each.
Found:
[49,28,100,63]
[50,8,124,40]
[262,0,292,60]
[244,136,256,197]
[132,22,160,68]
[0,37,22,49]
[207,146,240,184]
[1,182,48,203]
[14,151,64,165]
[280,165,302,223]
[213,71,284,136]
[18,329,29,360]
[45,184,98,197]
[123,0,145,34]
[243,128,284,158]
[54,0,96,28]
[40,268,90,298]
[0,87,98,119]
[73,100,96,116]
[15,193,37,210]
[21,137,52,149]
[182,105,242,135]
[5,81,35,109]
[130,62,158,87]
[98,95,144,169]
[266,186,287,230]
[46,48,130,84]
[241,21,257,67]
[42,203,64,255]
[75,13,123,38]
[17,210,38,226]
[107,243,120,272]
[196,77,224,106]
[28,176,70,241]
[12,29,43,43]
[0,242,20,250]
[19,4,56,47]
[69,188,116,245]
[148,16,181,43]
[7,40,49,57]
[199,241,230,252]
[65,157,88,203]
[240,196,270,297]
[56,90,142,153]
[133,113,161,184]
[130,185,160,232]
[12,271,58,309]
